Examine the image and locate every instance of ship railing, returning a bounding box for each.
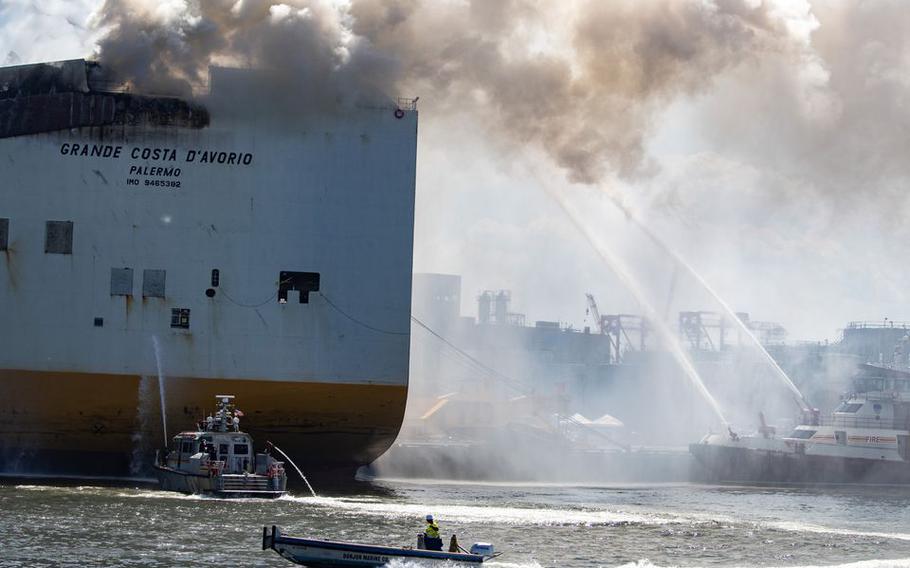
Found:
[852,390,910,401]
[397,97,419,111]
[816,416,910,431]
[846,320,910,330]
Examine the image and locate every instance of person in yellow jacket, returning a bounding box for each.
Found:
[423,514,443,551]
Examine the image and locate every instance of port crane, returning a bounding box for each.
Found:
[585,293,604,334]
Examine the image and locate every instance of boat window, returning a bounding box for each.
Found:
[181,441,194,453]
[219,444,229,455]
[45,220,73,254]
[835,402,863,413]
[0,218,8,251]
[788,429,816,439]
[233,444,249,455]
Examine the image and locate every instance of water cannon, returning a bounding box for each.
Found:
[758,411,776,439]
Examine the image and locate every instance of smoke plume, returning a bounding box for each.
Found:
[88,0,813,183]
[90,0,399,106]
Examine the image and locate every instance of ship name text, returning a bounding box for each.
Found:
[59,143,254,190]
[59,143,254,166]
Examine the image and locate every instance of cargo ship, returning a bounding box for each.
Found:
[691,364,910,484]
[0,59,418,481]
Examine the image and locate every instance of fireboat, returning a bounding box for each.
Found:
[154,395,288,497]
[691,364,910,484]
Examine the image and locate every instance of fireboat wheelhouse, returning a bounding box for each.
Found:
[154,395,288,497]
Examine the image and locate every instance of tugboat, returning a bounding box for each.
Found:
[154,395,288,497]
[691,364,910,484]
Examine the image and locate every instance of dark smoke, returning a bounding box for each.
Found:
[351,0,801,182]
[90,0,804,182]
[91,0,399,107]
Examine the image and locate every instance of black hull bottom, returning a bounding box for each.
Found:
[690,443,910,485]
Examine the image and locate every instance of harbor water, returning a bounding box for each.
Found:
[4,479,910,567]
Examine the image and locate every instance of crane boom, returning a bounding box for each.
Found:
[585,293,605,334]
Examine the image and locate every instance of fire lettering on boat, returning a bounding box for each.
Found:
[847,435,897,444]
[341,552,385,562]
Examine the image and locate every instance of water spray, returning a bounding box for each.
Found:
[601,192,811,413]
[548,189,729,427]
[151,335,168,445]
[270,443,317,498]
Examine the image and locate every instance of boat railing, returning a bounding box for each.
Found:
[845,320,910,330]
[816,416,910,431]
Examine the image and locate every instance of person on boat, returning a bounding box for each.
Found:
[448,534,460,553]
[424,514,443,551]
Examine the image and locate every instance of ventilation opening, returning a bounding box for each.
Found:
[0,218,8,251]
[110,267,134,296]
[45,220,73,254]
[143,269,166,298]
[278,271,320,304]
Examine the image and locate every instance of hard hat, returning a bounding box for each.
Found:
[425,514,434,522]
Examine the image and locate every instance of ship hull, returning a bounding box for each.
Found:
[0,61,418,483]
[0,369,406,480]
[690,442,910,485]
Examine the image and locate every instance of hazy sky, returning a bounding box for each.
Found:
[3,0,909,341]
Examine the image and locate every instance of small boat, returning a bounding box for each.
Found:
[261,525,498,567]
[154,395,288,497]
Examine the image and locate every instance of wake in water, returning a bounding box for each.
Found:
[6,482,910,567]
[282,493,716,527]
[616,559,910,568]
